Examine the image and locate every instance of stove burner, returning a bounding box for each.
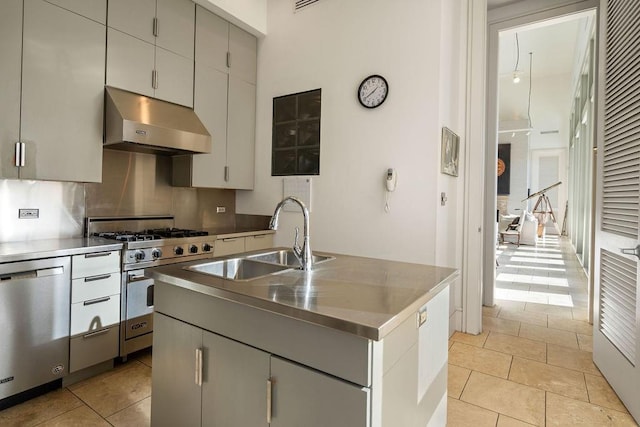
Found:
[94,232,162,242]
[94,228,208,241]
[145,228,209,238]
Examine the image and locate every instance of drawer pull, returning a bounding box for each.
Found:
[83,328,111,339]
[83,296,110,306]
[253,235,266,239]
[267,378,272,423]
[222,238,238,242]
[84,252,112,259]
[84,274,111,283]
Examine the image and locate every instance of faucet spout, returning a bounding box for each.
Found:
[269,196,313,270]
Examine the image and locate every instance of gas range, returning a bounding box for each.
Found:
[87,217,216,270]
[86,216,217,359]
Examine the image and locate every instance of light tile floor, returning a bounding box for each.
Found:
[2,236,638,426]
[448,235,638,426]
[0,350,152,427]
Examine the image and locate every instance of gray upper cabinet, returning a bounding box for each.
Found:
[44,0,107,24]
[106,0,195,107]
[18,0,106,182]
[0,0,22,179]
[173,5,256,189]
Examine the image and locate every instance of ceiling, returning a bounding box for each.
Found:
[497,14,592,131]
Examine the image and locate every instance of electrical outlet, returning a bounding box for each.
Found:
[19,208,39,219]
[216,206,226,213]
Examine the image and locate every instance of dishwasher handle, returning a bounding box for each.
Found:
[0,266,64,281]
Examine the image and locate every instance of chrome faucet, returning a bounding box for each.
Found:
[269,196,313,271]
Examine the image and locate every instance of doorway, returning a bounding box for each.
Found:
[485,2,597,315]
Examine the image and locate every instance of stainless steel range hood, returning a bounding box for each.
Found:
[104,86,211,155]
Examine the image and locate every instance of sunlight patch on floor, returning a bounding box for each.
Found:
[512,251,563,259]
[510,256,565,265]
[504,264,567,273]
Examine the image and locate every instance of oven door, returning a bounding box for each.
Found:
[125,271,154,340]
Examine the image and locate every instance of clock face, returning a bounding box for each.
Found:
[358,75,388,108]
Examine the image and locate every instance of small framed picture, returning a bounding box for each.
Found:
[441,127,460,177]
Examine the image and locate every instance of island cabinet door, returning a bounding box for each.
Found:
[151,313,203,427]
[270,356,370,427]
[201,331,270,426]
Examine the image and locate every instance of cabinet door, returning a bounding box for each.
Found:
[195,6,229,74]
[152,313,203,427]
[202,331,270,427]
[107,0,156,45]
[155,46,194,107]
[21,0,105,182]
[191,63,228,187]
[0,0,22,179]
[229,24,257,84]
[245,234,274,252]
[214,237,245,256]
[227,77,256,189]
[270,357,370,427]
[156,0,195,59]
[46,0,106,24]
[106,28,155,98]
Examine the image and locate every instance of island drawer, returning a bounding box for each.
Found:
[71,273,121,304]
[72,250,120,279]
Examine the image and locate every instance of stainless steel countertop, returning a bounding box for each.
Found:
[151,248,458,341]
[0,238,123,263]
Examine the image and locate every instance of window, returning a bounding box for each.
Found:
[272,89,321,176]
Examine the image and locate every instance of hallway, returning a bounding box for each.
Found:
[447,235,637,426]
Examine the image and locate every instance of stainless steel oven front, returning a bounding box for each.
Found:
[120,269,154,358]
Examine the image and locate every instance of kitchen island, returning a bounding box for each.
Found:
[150,249,457,427]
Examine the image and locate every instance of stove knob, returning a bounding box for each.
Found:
[134,250,145,261]
[202,243,212,252]
[174,246,184,255]
[189,244,198,254]
[151,248,162,259]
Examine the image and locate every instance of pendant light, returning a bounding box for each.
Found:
[513,33,521,84]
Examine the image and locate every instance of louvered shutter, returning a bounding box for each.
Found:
[602,0,640,239]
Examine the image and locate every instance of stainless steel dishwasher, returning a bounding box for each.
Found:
[0,257,71,402]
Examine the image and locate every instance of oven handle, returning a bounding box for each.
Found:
[147,284,154,307]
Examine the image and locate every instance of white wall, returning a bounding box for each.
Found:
[236,0,468,329]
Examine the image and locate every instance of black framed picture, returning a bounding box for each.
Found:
[497,143,511,195]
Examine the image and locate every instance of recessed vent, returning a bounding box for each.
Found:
[599,249,637,366]
[294,0,321,12]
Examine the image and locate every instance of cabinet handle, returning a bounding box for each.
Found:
[222,238,238,242]
[83,296,110,306]
[153,17,158,37]
[266,378,272,423]
[226,51,231,68]
[83,327,111,339]
[195,348,203,387]
[84,274,111,283]
[224,166,229,182]
[253,234,266,239]
[14,142,25,167]
[84,252,112,259]
[152,70,158,90]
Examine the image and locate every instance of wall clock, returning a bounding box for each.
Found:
[357,75,388,108]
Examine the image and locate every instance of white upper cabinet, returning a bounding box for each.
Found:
[0,0,23,179]
[174,5,256,189]
[106,0,195,107]
[18,0,106,182]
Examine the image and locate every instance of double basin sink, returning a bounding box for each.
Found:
[186,249,334,281]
